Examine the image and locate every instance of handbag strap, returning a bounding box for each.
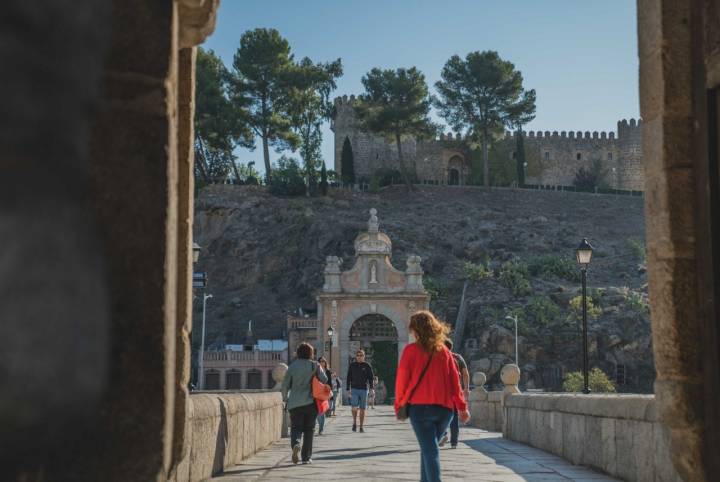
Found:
[404,350,434,404]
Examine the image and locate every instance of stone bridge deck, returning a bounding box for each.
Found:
[213,405,616,481]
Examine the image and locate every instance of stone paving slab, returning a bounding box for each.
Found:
[213,406,618,481]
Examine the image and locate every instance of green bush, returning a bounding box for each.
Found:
[627,238,646,263]
[499,260,532,297]
[423,276,443,299]
[528,255,580,282]
[526,296,561,327]
[569,295,602,319]
[562,368,616,393]
[463,261,494,283]
[268,156,306,196]
[626,291,649,315]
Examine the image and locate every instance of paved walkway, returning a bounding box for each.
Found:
[213,405,617,482]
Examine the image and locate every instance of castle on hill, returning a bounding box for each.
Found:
[331,95,644,191]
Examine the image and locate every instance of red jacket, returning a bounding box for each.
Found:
[394,343,467,414]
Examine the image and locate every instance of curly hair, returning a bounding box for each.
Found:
[409,311,450,353]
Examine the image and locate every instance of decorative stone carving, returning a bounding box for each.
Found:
[369,260,378,284]
[408,301,417,312]
[405,255,424,291]
[501,364,521,394]
[178,0,220,48]
[272,363,288,390]
[370,303,377,313]
[331,300,338,318]
[323,256,343,293]
[472,371,487,388]
[368,207,379,233]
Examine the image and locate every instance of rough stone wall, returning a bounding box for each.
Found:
[332,96,468,183]
[507,121,644,190]
[504,394,681,482]
[170,392,284,482]
[334,96,644,190]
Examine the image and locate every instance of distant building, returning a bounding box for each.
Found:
[201,320,288,389]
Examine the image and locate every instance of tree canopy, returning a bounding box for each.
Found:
[434,51,535,187]
[195,47,254,184]
[355,67,436,190]
[231,28,300,182]
[286,56,342,193]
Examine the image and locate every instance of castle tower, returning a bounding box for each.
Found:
[616,118,644,191]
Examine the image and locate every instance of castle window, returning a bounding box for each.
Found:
[511,151,516,159]
[607,152,613,161]
[376,153,379,159]
[576,152,582,161]
[544,151,550,161]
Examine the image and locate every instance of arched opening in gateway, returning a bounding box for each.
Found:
[448,168,460,185]
[349,314,399,402]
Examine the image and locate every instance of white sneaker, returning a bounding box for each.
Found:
[439,435,448,447]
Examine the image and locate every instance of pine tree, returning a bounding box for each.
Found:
[320,162,328,196]
[340,137,355,184]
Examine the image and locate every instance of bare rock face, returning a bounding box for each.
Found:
[194,184,651,392]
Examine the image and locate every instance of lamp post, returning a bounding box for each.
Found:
[505,315,519,366]
[198,293,213,389]
[327,325,335,368]
[576,238,594,394]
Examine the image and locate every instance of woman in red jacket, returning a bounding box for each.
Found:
[395,311,470,482]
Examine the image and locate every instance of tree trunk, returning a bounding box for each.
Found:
[396,133,414,191]
[231,160,242,185]
[482,128,490,187]
[194,138,211,184]
[262,133,271,183]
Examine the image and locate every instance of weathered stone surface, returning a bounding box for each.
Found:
[174,392,283,482]
[501,393,681,481]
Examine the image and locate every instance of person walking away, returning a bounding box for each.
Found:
[368,376,379,409]
[281,342,328,464]
[346,349,374,432]
[329,372,342,416]
[395,311,469,482]
[438,338,470,448]
[316,357,332,435]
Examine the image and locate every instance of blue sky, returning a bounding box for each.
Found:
[202,1,639,175]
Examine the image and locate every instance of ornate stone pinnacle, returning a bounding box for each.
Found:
[368,208,379,233]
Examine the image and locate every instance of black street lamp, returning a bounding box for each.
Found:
[576,238,594,394]
[327,325,335,368]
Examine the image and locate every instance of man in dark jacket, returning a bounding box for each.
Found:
[346,349,374,432]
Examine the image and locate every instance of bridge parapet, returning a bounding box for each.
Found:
[504,393,681,482]
[172,391,284,482]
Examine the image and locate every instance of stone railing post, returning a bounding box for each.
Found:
[469,372,488,401]
[272,363,289,438]
[500,364,521,436]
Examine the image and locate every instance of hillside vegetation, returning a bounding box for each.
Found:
[194,185,651,392]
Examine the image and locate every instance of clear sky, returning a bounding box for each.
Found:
[202,1,639,175]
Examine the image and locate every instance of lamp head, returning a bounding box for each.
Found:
[327,325,334,337]
[576,238,594,268]
[192,242,201,263]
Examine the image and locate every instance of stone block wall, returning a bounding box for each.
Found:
[503,393,681,482]
[468,391,504,432]
[171,392,284,482]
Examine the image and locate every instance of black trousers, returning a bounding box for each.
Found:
[289,402,318,461]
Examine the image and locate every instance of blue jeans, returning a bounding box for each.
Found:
[317,412,325,433]
[330,390,338,414]
[409,404,453,482]
[449,410,459,446]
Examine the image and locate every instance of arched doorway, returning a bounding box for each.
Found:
[349,314,399,402]
[448,168,460,185]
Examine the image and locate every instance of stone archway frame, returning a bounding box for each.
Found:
[338,303,410,386]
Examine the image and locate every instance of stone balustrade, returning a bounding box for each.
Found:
[467,365,681,482]
[170,365,288,482]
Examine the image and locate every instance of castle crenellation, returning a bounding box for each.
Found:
[332,95,644,191]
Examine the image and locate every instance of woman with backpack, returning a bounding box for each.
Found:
[281,342,328,464]
[316,357,332,435]
[395,311,470,482]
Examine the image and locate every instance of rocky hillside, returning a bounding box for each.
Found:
[194,185,652,392]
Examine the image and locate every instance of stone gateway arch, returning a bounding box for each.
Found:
[316,209,429,400]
